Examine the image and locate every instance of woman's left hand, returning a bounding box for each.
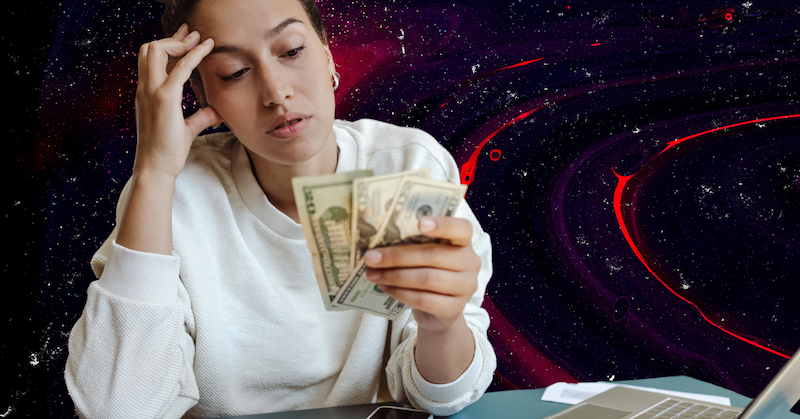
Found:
[364,216,480,333]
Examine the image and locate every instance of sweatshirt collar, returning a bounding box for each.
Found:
[231,124,357,239]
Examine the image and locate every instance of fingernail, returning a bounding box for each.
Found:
[366,269,381,282]
[419,217,435,232]
[202,37,214,45]
[365,250,382,265]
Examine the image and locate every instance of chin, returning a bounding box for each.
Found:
[259,142,332,166]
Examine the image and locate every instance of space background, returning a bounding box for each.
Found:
[4,0,800,417]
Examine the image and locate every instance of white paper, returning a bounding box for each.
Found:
[541,382,731,406]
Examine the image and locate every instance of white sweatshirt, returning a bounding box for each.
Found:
[65,119,495,418]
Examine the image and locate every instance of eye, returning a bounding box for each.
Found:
[284,46,305,58]
[221,68,248,82]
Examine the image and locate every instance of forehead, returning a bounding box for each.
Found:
[189,0,309,40]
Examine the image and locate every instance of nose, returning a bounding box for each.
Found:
[257,64,293,107]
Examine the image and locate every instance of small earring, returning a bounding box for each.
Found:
[332,71,340,90]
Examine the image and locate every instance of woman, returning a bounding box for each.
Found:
[65,0,495,417]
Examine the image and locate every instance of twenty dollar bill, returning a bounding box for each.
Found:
[292,170,373,311]
[350,168,431,270]
[333,177,467,319]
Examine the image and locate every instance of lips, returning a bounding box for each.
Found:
[268,112,311,139]
[275,118,302,130]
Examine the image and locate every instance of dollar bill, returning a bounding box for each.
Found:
[292,170,373,310]
[350,168,430,270]
[333,260,407,320]
[332,177,467,319]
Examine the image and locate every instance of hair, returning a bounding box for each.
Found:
[158,0,329,105]
[160,0,328,43]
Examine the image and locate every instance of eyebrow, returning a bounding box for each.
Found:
[208,18,304,56]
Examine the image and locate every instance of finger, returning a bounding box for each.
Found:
[184,105,224,139]
[171,23,189,40]
[138,23,189,84]
[166,58,178,76]
[378,285,463,319]
[138,42,150,87]
[418,216,473,247]
[144,31,202,87]
[162,37,214,92]
[165,23,190,74]
[364,243,480,272]
[368,267,472,296]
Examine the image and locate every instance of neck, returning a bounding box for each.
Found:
[247,138,339,223]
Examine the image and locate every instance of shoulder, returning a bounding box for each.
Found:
[179,131,237,176]
[188,131,237,158]
[336,119,458,182]
[335,118,444,152]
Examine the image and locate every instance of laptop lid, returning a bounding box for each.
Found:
[740,346,800,419]
[545,346,800,419]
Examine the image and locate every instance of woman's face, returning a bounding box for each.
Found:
[190,0,337,168]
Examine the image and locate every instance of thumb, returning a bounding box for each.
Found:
[185,106,224,139]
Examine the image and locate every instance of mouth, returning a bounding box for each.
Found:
[268,114,310,139]
[274,118,303,130]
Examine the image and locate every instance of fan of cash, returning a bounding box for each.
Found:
[292,168,467,320]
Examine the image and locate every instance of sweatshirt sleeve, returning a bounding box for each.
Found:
[65,182,199,418]
[385,201,496,416]
[360,123,495,415]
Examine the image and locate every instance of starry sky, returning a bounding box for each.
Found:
[5,0,800,417]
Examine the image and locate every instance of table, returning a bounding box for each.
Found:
[212,376,756,419]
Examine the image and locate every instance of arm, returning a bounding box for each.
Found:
[368,205,495,415]
[65,24,222,417]
[66,242,198,418]
[366,216,479,382]
[118,23,221,255]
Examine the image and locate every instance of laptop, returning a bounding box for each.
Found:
[544,347,800,419]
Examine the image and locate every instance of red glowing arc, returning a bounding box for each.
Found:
[498,58,544,71]
[435,58,544,115]
[455,58,545,185]
[461,107,544,185]
[614,114,800,360]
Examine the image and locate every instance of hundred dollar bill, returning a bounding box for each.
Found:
[350,168,430,270]
[333,177,467,319]
[292,170,373,310]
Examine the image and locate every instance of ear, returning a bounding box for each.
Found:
[323,45,336,76]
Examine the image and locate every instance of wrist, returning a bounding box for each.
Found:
[131,166,180,188]
[414,315,475,384]
[116,168,178,256]
[132,158,184,184]
[416,315,473,359]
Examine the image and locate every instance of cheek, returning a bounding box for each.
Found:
[196,68,228,108]
[303,65,336,115]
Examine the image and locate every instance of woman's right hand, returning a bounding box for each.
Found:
[134,23,223,180]
[116,24,223,255]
